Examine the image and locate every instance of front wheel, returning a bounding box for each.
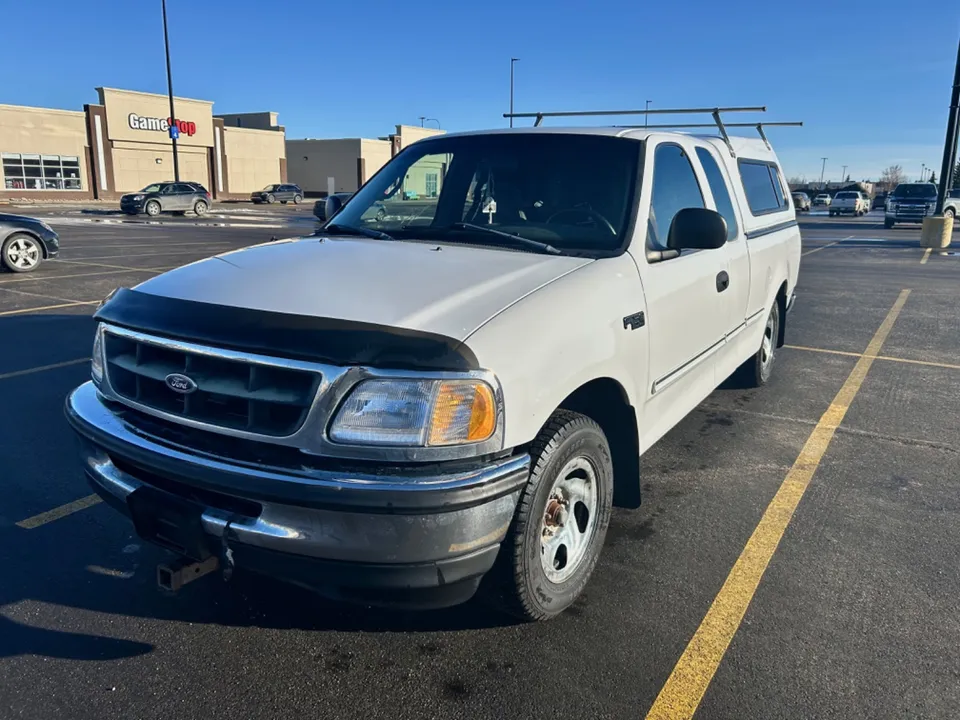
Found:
[736,300,780,387]
[145,200,161,217]
[490,410,613,621]
[293,195,303,205]
[946,208,956,219]
[1,233,43,273]
[266,194,276,204]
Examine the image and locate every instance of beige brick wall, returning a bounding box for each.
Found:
[222,126,285,193]
[0,104,89,192]
[111,140,208,192]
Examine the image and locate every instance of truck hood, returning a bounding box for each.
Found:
[134,236,591,342]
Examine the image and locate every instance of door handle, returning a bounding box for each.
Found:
[716,271,729,293]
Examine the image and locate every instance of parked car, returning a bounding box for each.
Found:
[313,192,354,221]
[0,213,59,273]
[792,192,811,211]
[943,188,960,219]
[872,192,887,210]
[829,191,869,216]
[67,125,799,621]
[813,193,832,206]
[884,182,938,228]
[251,184,303,204]
[120,181,211,217]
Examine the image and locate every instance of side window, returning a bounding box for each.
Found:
[695,147,739,242]
[739,161,783,215]
[647,144,705,250]
[173,183,193,194]
[768,166,786,207]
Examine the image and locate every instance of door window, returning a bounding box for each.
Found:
[695,147,739,242]
[647,144,705,250]
[173,183,194,194]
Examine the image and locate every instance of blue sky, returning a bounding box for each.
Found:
[2,0,958,182]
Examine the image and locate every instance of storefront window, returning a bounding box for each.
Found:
[2,153,82,191]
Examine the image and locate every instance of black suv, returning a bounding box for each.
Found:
[120,182,211,217]
[250,184,303,204]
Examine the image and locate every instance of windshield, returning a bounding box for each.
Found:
[327,133,641,256]
[140,184,162,193]
[891,184,937,199]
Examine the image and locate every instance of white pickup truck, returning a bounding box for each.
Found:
[829,190,868,216]
[66,122,800,621]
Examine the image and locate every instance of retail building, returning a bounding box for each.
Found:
[286,125,443,196]
[1,88,286,201]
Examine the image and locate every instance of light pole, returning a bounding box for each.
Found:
[645,100,651,128]
[423,118,440,130]
[921,163,926,182]
[161,0,179,182]
[935,32,960,214]
[509,58,519,128]
[841,165,848,183]
[820,157,828,188]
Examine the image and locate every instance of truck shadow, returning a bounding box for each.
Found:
[0,314,519,663]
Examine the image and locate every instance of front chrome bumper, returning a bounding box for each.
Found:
[65,382,529,602]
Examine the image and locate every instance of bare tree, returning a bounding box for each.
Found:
[880,164,906,190]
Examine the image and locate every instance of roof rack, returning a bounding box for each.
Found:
[501,106,801,156]
[612,121,804,150]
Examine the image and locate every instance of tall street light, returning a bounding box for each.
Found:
[509,58,519,128]
[935,32,960,214]
[820,157,828,188]
[161,0,180,182]
[841,165,848,182]
[423,118,441,130]
[921,163,926,182]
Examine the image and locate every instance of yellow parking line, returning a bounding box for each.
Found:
[786,344,960,372]
[921,248,932,264]
[801,240,839,256]
[0,358,88,381]
[59,246,232,261]
[645,289,910,720]
[53,259,170,272]
[0,300,99,316]
[0,266,173,285]
[16,494,103,529]
[0,284,88,305]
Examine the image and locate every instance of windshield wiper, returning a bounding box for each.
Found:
[448,222,562,255]
[322,223,395,241]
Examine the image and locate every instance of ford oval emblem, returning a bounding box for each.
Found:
[165,373,198,394]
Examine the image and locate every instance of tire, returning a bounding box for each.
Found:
[489,410,614,621]
[193,200,208,216]
[281,200,288,204]
[1,233,43,273]
[293,195,303,205]
[145,200,161,217]
[884,218,895,229]
[266,194,276,204]
[946,208,956,219]
[736,300,780,388]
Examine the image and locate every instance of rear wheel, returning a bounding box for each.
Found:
[145,200,161,217]
[489,410,613,621]
[1,233,43,273]
[293,195,303,205]
[194,200,208,216]
[736,300,780,388]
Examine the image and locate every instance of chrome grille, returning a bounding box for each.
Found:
[103,330,320,436]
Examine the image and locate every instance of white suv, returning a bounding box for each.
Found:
[944,189,960,219]
[67,123,800,620]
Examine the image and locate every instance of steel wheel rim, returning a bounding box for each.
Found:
[761,307,777,374]
[540,456,599,584]
[6,237,40,270]
[147,202,159,216]
[196,202,207,215]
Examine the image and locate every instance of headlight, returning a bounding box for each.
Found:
[91,324,105,385]
[329,378,497,447]
[132,194,144,200]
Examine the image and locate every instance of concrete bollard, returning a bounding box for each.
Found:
[920,216,954,249]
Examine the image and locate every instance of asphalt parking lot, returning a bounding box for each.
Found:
[2,206,959,719]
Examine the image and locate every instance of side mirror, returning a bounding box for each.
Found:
[324,194,343,221]
[667,207,727,251]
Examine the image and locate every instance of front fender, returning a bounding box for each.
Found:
[463,255,647,449]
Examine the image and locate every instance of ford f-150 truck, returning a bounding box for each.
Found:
[66,122,800,621]
[885,182,938,228]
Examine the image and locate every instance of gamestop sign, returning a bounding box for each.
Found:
[128,113,197,137]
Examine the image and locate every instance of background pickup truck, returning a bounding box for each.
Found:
[829,191,868,216]
[67,123,801,622]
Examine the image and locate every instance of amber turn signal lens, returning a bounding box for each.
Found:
[427,380,497,446]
